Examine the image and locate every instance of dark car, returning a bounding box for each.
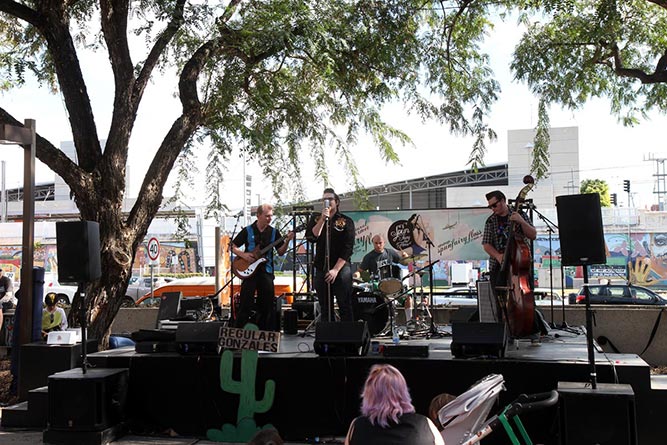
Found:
[570,284,667,305]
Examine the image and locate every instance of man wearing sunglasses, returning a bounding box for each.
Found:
[482,190,536,287]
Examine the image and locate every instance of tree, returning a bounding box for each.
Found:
[512,0,667,126]
[581,179,611,207]
[0,1,508,345]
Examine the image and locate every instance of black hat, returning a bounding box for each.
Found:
[45,292,57,306]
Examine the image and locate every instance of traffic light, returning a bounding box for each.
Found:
[623,179,631,193]
[610,193,617,206]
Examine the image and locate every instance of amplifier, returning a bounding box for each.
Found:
[381,344,429,358]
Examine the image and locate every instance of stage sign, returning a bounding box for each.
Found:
[218,326,280,352]
[348,208,488,263]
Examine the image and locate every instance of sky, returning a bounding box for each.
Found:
[0,13,665,213]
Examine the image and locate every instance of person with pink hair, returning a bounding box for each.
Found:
[345,364,444,445]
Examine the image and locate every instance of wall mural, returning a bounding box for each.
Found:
[347,210,667,289]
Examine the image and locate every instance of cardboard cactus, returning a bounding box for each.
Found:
[206,323,276,442]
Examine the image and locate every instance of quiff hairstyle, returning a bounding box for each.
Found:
[256,204,273,216]
[485,190,506,202]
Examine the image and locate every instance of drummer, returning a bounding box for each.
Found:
[354,234,413,323]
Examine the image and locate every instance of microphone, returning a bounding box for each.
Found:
[324,199,330,220]
[233,210,244,217]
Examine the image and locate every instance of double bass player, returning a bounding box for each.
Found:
[483,189,544,339]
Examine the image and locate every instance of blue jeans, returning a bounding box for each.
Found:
[314,263,353,323]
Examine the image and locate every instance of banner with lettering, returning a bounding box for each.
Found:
[348,208,489,263]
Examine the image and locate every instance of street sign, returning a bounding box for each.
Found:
[147,237,160,262]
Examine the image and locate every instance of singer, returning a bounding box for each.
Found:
[306,188,355,322]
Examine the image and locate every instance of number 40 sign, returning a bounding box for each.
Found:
[147,237,160,264]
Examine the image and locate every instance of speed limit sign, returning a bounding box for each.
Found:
[147,237,160,262]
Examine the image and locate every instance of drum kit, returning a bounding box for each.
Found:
[352,254,437,338]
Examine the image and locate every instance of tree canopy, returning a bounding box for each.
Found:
[581,178,611,207]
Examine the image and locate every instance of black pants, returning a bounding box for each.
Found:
[235,272,276,331]
[314,263,353,323]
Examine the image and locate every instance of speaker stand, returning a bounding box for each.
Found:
[79,284,89,373]
[582,267,597,388]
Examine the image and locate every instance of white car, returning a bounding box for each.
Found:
[43,282,78,306]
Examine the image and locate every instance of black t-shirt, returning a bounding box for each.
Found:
[349,413,436,445]
[360,248,401,278]
[306,211,355,271]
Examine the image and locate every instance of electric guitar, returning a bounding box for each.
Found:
[232,224,305,279]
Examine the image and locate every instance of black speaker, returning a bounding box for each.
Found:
[175,321,225,354]
[450,322,506,358]
[313,321,370,356]
[283,309,298,335]
[48,368,128,431]
[56,221,102,283]
[558,381,638,445]
[556,194,606,266]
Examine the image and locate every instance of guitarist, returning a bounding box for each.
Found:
[482,190,537,288]
[232,203,294,331]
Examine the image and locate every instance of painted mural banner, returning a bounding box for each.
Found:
[348,209,488,263]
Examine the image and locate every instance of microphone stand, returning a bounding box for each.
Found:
[526,204,564,328]
[414,216,441,338]
[324,211,332,322]
[229,213,243,323]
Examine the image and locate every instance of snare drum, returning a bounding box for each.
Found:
[378,264,403,295]
[352,290,392,336]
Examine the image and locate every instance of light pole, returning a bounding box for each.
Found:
[0,119,36,347]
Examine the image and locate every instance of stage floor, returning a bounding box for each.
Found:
[89,324,658,444]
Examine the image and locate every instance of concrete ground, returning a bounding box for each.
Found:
[0,427,341,444]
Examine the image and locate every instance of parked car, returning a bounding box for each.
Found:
[43,282,77,306]
[570,284,667,305]
[135,275,302,306]
[432,286,566,307]
[124,276,174,306]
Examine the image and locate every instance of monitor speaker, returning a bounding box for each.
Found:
[156,291,182,323]
[283,309,298,335]
[175,321,225,354]
[558,382,638,445]
[48,368,128,431]
[313,321,370,356]
[56,221,102,283]
[450,322,506,358]
[555,194,606,266]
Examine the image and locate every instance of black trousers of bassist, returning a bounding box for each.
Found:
[235,271,276,331]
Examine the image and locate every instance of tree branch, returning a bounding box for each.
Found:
[610,42,667,84]
[134,0,186,101]
[647,0,667,10]
[31,1,102,171]
[0,0,41,24]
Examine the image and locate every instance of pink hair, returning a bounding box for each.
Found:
[360,364,415,428]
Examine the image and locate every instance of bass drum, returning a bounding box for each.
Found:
[352,291,391,337]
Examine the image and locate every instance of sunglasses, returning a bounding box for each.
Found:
[488,200,501,209]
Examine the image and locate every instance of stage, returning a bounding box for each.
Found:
[88,324,664,444]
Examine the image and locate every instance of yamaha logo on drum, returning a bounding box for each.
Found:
[357,296,378,304]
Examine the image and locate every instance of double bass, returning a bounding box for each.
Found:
[499,176,535,337]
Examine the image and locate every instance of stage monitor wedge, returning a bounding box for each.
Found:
[56,221,102,283]
[555,193,606,266]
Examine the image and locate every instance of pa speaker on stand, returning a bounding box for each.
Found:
[56,221,102,283]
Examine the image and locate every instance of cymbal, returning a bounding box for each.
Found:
[399,253,427,265]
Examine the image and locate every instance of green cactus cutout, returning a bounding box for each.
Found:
[206,323,276,443]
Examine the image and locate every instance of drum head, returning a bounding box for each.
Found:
[351,291,390,336]
[378,278,403,295]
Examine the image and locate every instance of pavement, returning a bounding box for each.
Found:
[0,427,343,444]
